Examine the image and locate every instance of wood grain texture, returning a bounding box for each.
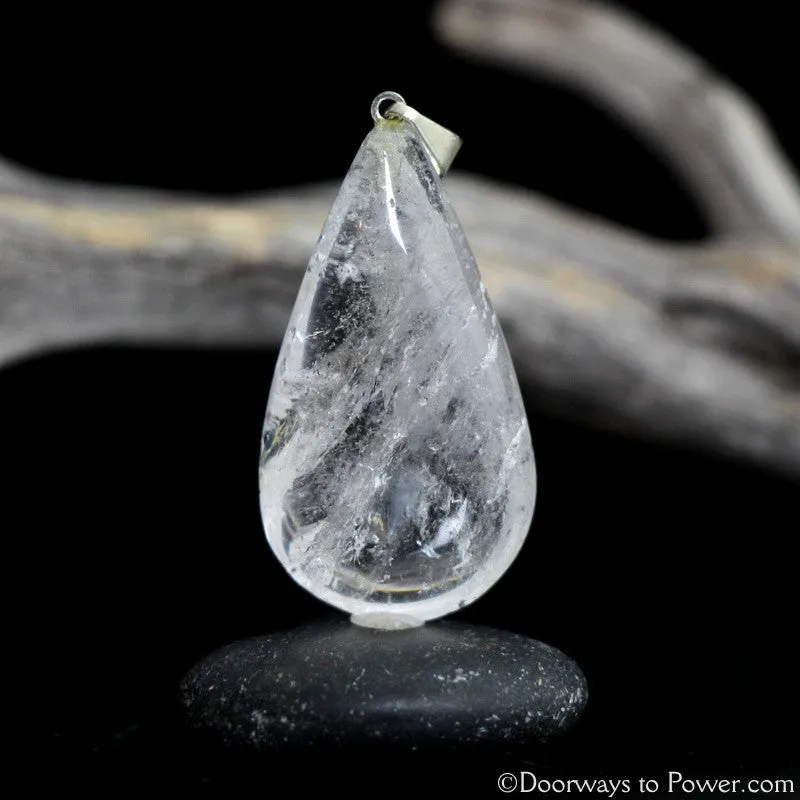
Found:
[1,0,798,476]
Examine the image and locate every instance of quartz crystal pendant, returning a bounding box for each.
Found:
[259,94,536,628]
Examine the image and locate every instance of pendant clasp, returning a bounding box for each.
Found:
[371,91,463,176]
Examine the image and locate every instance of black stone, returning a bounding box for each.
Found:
[179,619,587,751]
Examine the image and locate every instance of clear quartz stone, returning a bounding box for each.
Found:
[259,117,536,625]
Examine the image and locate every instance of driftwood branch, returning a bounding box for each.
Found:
[1,0,799,477]
[435,0,800,243]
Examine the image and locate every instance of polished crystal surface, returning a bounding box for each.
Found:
[259,118,536,624]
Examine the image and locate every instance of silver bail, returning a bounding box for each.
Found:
[370,91,463,176]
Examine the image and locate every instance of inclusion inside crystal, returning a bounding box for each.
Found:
[259,118,536,624]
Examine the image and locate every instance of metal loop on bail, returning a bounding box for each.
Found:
[370,91,463,176]
[371,91,406,122]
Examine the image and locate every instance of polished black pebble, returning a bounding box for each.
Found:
[180,619,587,751]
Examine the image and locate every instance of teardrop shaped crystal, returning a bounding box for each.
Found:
[259,116,536,626]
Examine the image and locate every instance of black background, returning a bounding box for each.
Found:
[2,0,798,791]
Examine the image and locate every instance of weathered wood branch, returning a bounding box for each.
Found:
[1,0,799,477]
[435,0,800,243]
